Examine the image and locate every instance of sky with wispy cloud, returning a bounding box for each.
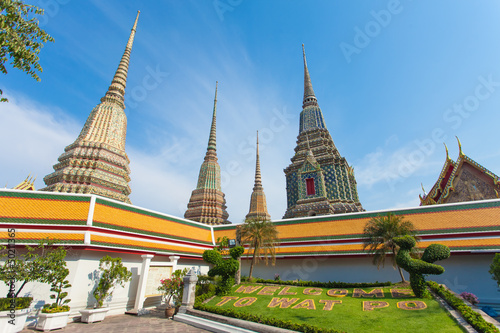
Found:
[2,0,500,223]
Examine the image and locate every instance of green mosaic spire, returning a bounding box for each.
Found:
[283,45,364,218]
[185,82,230,225]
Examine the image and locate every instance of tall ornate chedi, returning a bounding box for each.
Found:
[245,131,271,221]
[184,82,230,225]
[41,12,140,203]
[283,45,364,218]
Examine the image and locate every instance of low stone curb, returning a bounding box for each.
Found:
[181,308,299,333]
[429,289,477,333]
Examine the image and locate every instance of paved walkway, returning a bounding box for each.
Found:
[21,308,211,333]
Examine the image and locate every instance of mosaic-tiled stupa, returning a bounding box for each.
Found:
[184,82,230,225]
[283,45,364,218]
[245,131,271,221]
[41,12,140,204]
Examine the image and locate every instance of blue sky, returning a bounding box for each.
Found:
[2,0,500,223]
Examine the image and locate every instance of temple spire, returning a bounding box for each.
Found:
[102,10,140,108]
[246,131,271,221]
[184,82,230,225]
[41,11,140,204]
[207,81,217,151]
[302,44,318,108]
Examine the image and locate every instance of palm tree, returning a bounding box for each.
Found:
[362,212,417,283]
[239,219,279,280]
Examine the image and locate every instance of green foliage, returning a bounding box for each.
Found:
[488,253,500,288]
[248,278,392,288]
[158,268,188,307]
[93,256,132,308]
[394,235,450,297]
[41,304,70,313]
[202,246,244,295]
[46,262,71,312]
[239,219,279,280]
[363,212,417,282]
[428,281,499,333]
[0,238,67,297]
[195,302,346,333]
[214,236,230,255]
[0,0,54,101]
[0,297,32,311]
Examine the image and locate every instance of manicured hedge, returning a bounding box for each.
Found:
[0,297,33,311]
[427,281,499,333]
[194,303,345,333]
[245,277,392,289]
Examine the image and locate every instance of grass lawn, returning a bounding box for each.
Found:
[203,283,465,333]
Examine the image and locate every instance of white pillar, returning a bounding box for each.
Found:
[127,254,154,315]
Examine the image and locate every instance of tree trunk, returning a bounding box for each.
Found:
[248,243,258,280]
[235,257,241,284]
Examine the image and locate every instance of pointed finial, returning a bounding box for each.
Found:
[102,10,140,108]
[302,44,318,108]
[456,136,463,157]
[421,183,427,196]
[254,130,262,188]
[207,81,218,151]
[444,143,450,160]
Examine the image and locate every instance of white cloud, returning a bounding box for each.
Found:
[0,93,80,189]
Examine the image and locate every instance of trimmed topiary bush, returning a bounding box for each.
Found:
[393,235,450,297]
[203,246,244,296]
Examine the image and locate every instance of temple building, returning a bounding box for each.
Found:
[420,139,500,205]
[41,12,140,204]
[13,175,36,191]
[283,45,364,218]
[245,132,271,221]
[184,82,230,225]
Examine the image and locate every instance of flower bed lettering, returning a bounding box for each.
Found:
[217,285,428,312]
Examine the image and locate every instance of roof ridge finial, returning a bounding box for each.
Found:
[444,143,450,161]
[302,44,318,108]
[102,10,140,108]
[456,136,463,157]
[207,81,218,151]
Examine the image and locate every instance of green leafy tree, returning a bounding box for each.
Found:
[489,253,500,288]
[0,238,67,297]
[42,266,71,313]
[239,219,279,280]
[93,256,132,308]
[362,212,417,283]
[0,0,54,101]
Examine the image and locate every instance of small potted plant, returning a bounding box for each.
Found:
[158,268,188,318]
[35,266,71,331]
[80,256,131,323]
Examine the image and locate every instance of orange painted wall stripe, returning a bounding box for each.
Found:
[93,204,212,243]
[91,235,205,255]
[274,237,500,254]
[214,206,500,241]
[0,197,89,220]
[0,231,84,242]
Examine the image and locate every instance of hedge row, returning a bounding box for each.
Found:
[245,277,392,289]
[427,281,499,333]
[194,302,345,333]
[0,297,33,311]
